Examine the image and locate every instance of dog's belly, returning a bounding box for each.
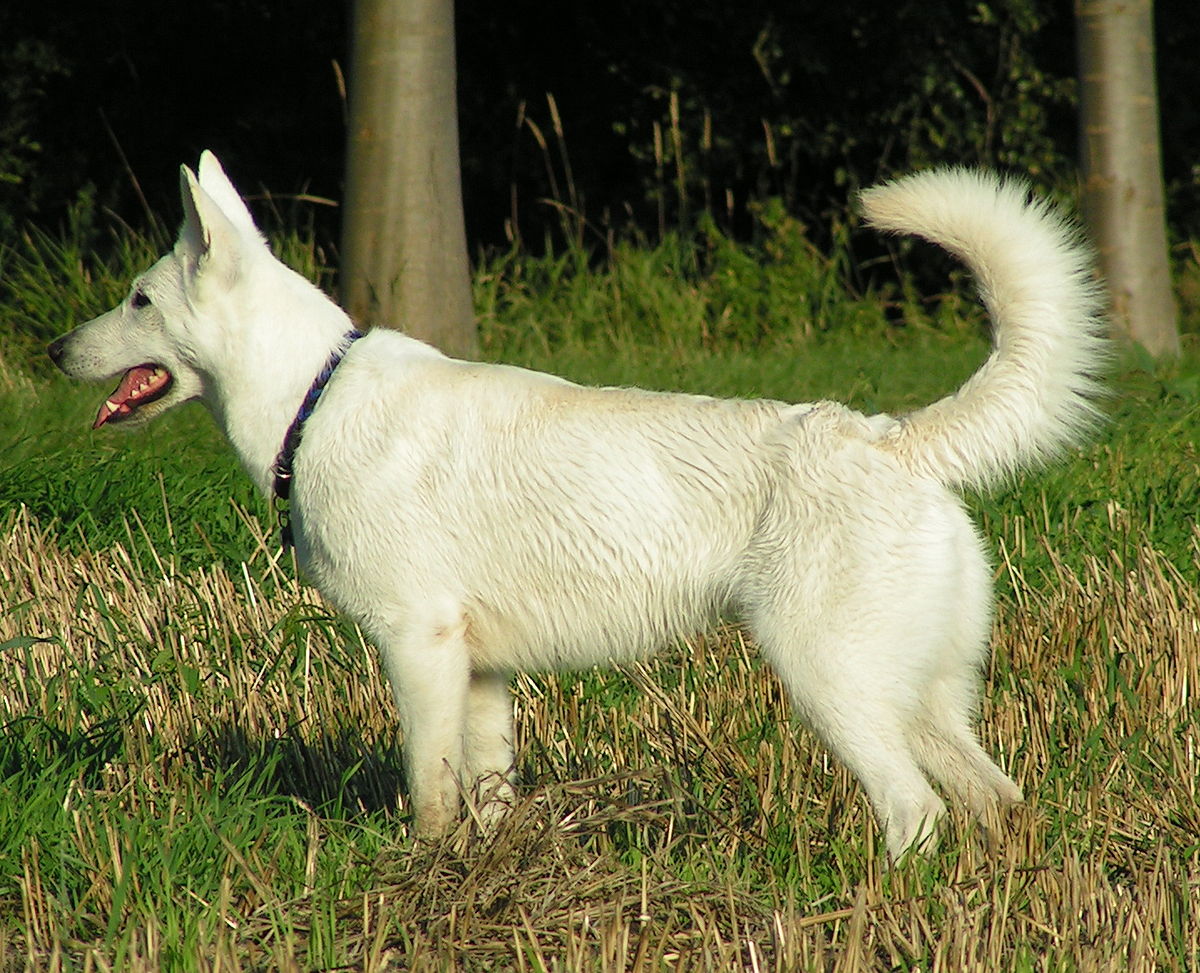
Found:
[292,430,773,672]
[300,504,746,673]
[458,564,731,671]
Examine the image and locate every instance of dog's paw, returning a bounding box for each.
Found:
[469,773,517,830]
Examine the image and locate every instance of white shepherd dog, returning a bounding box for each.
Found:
[49,153,1107,859]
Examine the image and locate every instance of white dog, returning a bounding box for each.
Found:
[49,153,1107,858]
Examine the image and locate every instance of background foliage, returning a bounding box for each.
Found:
[2,0,1199,252]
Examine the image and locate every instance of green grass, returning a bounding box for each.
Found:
[0,220,1198,968]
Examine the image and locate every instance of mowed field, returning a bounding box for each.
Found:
[0,229,1197,970]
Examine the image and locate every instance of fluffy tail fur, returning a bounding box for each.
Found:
[860,168,1109,491]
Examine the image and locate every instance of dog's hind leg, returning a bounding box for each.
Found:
[748,578,955,859]
[803,697,946,858]
[906,675,1023,821]
[904,555,1023,827]
[465,669,516,826]
[754,626,947,859]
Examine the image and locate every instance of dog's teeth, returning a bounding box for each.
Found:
[105,398,123,412]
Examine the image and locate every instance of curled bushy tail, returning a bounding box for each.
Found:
[860,168,1109,490]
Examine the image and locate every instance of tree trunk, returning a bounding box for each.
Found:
[1076,0,1179,357]
[341,0,478,359]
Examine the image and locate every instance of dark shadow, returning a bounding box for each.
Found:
[181,720,407,819]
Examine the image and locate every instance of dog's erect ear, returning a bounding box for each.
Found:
[178,163,244,285]
[196,151,265,244]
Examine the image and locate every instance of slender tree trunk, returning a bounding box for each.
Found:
[341,0,478,359]
[1076,0,1178,356]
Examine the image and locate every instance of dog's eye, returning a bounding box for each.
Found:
[131,289,151,309]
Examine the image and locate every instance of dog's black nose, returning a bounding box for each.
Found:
[47,336,66,366]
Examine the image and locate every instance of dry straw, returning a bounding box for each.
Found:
[1,503,1197,969]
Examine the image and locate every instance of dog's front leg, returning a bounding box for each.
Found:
[374,618,471,838]
[465,669,515,826]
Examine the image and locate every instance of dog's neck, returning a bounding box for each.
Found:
[270,329,363,547]
[202,275,360,498]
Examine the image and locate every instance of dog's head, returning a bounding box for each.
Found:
[48,152,267,429]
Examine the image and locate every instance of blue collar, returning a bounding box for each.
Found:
[272,329,363,548]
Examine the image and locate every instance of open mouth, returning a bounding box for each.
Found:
[94,364,173,429]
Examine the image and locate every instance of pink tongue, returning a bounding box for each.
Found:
[93,366,166,429]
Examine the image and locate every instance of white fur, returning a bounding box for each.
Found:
[49,154,1107,858]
